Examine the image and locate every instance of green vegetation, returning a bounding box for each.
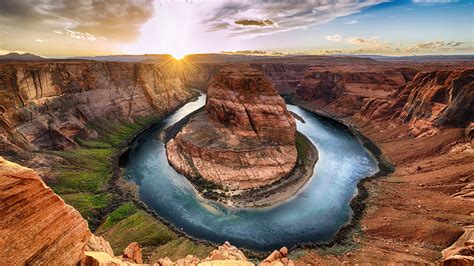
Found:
[61,193,114,222]
[47,113,213,257]
[150,238,215,261]
[47,115,158,227]
[96,205,178,255]
[100,202,138,230]
[296,133,312,163]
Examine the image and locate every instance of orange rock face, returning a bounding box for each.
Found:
[295,66,411,117]
[122,242,143,264]
[167,66,297,190]
[358,69,474,136]
[0,156,91,265]
[260,246,294,266]
[206,66,296,144]
[203,241,248,262]
[0,61,194,155]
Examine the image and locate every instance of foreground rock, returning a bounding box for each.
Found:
[122,242,143,264]
[441,225,474,265]
[167,66,297,191]
[0,156,91,265]
[260,247,294,266]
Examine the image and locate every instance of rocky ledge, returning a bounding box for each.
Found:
[166,66,316,206]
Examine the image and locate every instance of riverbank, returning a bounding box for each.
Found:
[290,99,473,264]
[118,97,393,256]
[269,101,396,255]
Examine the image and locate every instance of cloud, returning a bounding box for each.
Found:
[53,29,106,41]
[326,34,342,42]
[344,20,359,25]
[235,19,275,27]
[204,0,386,38]
[407,40,466,51]
[0,0,154,42]
[319,49,343,54]
[35,39,44,43]
[349,37,382,45]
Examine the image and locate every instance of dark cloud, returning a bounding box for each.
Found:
[0,0,154,41]
[235,19,275,27]
[446,41,464,47]
[204,0,385,37]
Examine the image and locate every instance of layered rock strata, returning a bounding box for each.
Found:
[358,69,473,136]
[0,156,91,265]
[0,61,194,155]
[295,66,413,116]
[167,66,297,190]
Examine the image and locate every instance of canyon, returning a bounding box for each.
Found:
[0,55,472,265]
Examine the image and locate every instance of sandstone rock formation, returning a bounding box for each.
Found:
[0,156,91,265]
[203,241,248,262]
[295,66,411,116]
[441,225,474,265]
[260,247,294,266]
[358,69,474,136]
[0,61,194,156]
[86,235,115,257]
[155,242,256,266]
[122,242,143,264]
[167,66,297,190]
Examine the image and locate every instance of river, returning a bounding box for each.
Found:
[124,94,379,251]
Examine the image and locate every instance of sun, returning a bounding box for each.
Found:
[170,51,187,60]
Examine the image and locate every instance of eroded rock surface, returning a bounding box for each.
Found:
[0,61,194,156]
[0,156,91,265]
[358,69,474,136]
[295,66,412,117]
[441,225,474,265]
[167,66,297,190]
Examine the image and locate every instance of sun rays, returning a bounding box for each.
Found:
[158,54,199,80]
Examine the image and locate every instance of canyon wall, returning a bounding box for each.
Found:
[292,64,474,264]
[183,62,311,94]
[0,61,194,156]
[358,69,473,136]
[294,66,415,116]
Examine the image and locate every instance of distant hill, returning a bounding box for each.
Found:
[338,54,474,62]
[0,52,45,61]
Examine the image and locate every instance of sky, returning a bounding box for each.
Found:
[0,0,472,57]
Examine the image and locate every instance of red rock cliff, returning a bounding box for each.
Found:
[206,66,296,145]
[295,66,411,116]
[0,61,194,154]
[167,66,297,191]
[358,69,474,136]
